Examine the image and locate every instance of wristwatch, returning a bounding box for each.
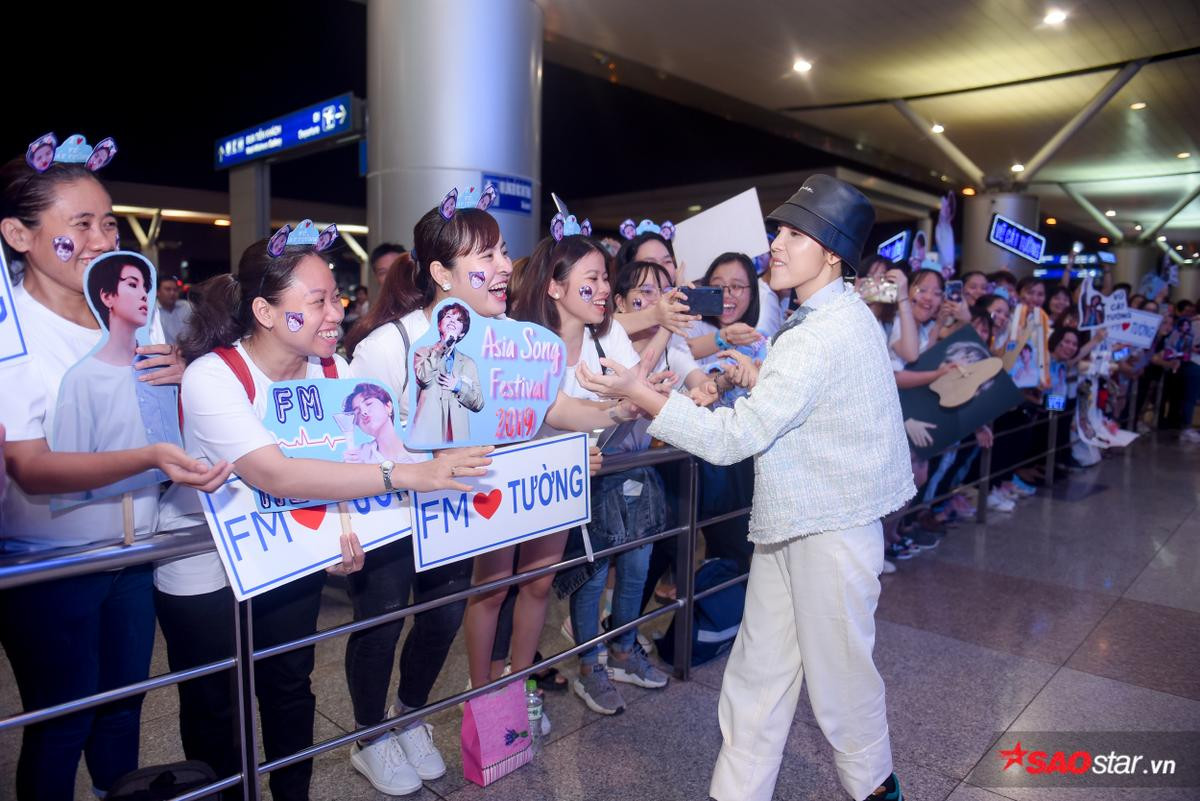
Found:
[379,459,396,492]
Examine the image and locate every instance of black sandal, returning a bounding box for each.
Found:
[531,651,568,692]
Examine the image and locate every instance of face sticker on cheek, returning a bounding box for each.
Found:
[632,297,643,310]
[52,236,75,262]
[578,285,594,303]
[285,311,304,333]
[468,271,486,289]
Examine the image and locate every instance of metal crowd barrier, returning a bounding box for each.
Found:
[0,404,1119,800]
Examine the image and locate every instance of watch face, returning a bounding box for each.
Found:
[380,460,395,472]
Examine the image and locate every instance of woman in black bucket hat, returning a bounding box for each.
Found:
[578,174,913,801]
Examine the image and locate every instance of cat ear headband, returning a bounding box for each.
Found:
[438,183,499,220]
[619,218,675,241]
[26,133,118,173]
[267,219,340,258]
[550,213,592,242]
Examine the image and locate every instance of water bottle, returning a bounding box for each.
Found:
[525,679,543,757]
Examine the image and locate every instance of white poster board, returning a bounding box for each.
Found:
[0,251,28,366]
[199,476,413,600]
[673,188,771,285]
[1108,309,1162,349]
[411,432,591,571]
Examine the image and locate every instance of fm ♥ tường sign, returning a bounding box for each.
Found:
[403,299,566,450]
[199,474,413,600]
[411,432,591,571]
[255,377,424,513]
[1108,309,1162,350]
[0,248,28,366]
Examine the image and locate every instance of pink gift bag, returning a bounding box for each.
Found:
[461,680,533,786]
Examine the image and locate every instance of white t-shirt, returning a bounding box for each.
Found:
[538,321,641,443]
[0,283,162,551]
[153,341,350,595]
[348,309,431,429]
[889,318,937,371]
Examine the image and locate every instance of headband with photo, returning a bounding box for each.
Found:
[619,218,675,241]
[25,133,117,173]
[50,251,183,512]
[550,213,592,241]
[267,219,340,258]
[439,183,499,221]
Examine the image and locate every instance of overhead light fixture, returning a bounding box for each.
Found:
[1134,224,1143,231]
[961,187,976,196]
[1104,209,1117,217]
[1176,244,1184,251]
[1043,8,1068,25]
[687,204,702,213]
[1129,101,1147,110]
[1099,236,1110,244]
[1157,235,1168,242]
[1011,163,1025,173]
[1045,217,1057,225]
[1178,152,1192,159]
[214,218,231,227]
[930,123,945,134]
[1193,252,1199,258]
[793,58,813,73]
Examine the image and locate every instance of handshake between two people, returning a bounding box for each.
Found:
[577,348,763,419]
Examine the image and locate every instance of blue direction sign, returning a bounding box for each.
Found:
[216,93,360,169]
[482,173,534,215]
[987,214,1046,264]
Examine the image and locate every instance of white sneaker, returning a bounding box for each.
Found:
[1180,429,1200,443]
[881,559,897,575]
[350,733,422,796]
[987,488,1016,512]
[394,721,447,781]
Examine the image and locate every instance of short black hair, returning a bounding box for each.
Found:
[87,256,152,329]
[370,242,407,265]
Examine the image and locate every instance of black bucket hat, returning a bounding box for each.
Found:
[766,174,875,272]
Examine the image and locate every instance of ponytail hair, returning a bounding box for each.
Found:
[179,238,314,362]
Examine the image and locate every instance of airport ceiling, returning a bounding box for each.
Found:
[539,0,1200,251]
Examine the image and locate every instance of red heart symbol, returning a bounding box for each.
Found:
[1122,322,1131,330]
[473,490,502,519]
[290,505,327,530]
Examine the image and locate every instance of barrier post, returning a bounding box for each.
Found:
[976,446,992,524]
[672,457,698,680]
[1043,412,1058,487]
[234,599,261,801]
[1126,380,1139,430]
[1153,378,1164,429]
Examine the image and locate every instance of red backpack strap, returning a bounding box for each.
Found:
[320,357,339,379]
[213,345,256,403]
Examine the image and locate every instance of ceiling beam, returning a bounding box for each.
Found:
[1138,183,1200,243]
[1060,183,1124,242]
[1156,238,1187,266]
[1015,61,1145,184]
[890,99,986,188]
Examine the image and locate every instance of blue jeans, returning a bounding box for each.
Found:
[0,564,155,800]
[571,499,653,666]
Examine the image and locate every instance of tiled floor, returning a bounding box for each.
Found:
[2,433,1198,800]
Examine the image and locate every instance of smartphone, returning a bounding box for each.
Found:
[945,280,963,304]
[679,286,725,317]
[1045,394,1066,411]
[1112,347,1131,361]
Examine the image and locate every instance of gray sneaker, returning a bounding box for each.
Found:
[609,643,669,689]
[572,663,625,715]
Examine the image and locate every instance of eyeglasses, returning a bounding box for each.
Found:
[915,287,944,299]
[707,282,751,297]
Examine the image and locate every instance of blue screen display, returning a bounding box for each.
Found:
[216,94,355,169]
[876,231,911,263]
[988,214,1046,264]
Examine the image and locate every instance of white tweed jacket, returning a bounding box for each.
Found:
[647,284,915,544]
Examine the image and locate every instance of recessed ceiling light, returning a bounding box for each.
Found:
[1043,8,1068,25]
[1011,163,1025,173]
[1176,245,1184,250]
[1046,217,1057,225]
[1178,152,1192,159]
[961,187,976,196]
[1104,209,1117,217]
[1193,253,1199,258]
[214,218,231,227]
[930,123,945,134]
[1134,224,1143,231]
[1157,235,1168,242]
[793,59,813,73]
[1099,236,1110,244]
[687,205,702,213]
[1129,101,1147,110]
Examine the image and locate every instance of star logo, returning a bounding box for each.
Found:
[999,741,1029,771]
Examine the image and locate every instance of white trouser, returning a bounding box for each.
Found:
[709,521,892,801]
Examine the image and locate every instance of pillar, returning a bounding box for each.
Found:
[1112,243,1159,292]
[366,0,543,266]
[961,192,1040,277]
[228,162,270,274]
